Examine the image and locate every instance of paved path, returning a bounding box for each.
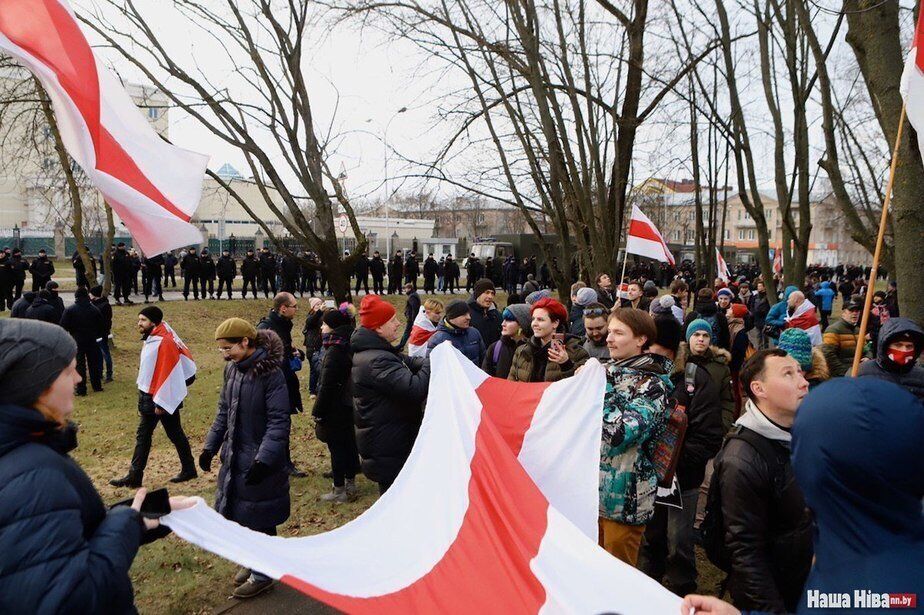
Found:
[212,583,338,614]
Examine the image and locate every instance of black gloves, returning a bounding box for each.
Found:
[245,460,271,486]
[198,450,214,473]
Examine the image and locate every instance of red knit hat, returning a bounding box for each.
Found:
[531,297,568,325]
[359,295,396,329]
[730,303,749,319]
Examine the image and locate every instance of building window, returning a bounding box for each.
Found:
[672,230,681,241]
[724,229,730,240]
[148,107,159,120]
[738,229,745,240]
[748,229,755,240]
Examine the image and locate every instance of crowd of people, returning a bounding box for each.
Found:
[0,250,922,612]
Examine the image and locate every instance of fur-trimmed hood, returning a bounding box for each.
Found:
[235,328,284,376]
[672,342,730,375]
[805,346,830,383]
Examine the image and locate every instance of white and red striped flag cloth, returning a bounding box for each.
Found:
[406,306,438,357]
[901,6,924,158]
[163,344,680,613]
[0,0,208,255]
[716,247,730,282]
[625,204,675,265]
[136,322,196,414]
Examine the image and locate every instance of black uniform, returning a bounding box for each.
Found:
[163,252,178,287]
[142,255,164,300]
[422,256,437,294]
[388,253,403,295]
[241,253,260,298]
[370,254,386,294]
[71,251,95,288]
[259,250,277,297]
[9,252,26,299]
[180,249,201,300]
[216,253,237,299]
[60,294,105,394]
[28,254,55,291]
[354,255,370,295]
[404,253,419,289]
[129,253,141,295]
[0,252,12,311]
[280,254,300,294]
[199,251,216,298]
[110,247,133,304]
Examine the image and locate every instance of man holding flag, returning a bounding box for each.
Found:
[110,306,197,488]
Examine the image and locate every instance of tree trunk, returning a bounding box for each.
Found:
[102,201,115,296]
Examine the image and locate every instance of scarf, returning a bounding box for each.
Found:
[728,316,746,343]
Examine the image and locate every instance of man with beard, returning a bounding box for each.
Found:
[110,306,197,488]
[216,249,237,299]
[28,249,55,292]
[241,248,260,299]
[370,250,386,294]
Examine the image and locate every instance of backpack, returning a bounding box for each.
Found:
[701,427,787,572]
[652,363,695,487]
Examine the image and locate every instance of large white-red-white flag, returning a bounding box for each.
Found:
[716,247,730,282]
[901,7,924,160]
[406,306,438,357]
[625,204,675,265]
[163,344,680,614]
[137,322,196,414]
[0,0,208,255]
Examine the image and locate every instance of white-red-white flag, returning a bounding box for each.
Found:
[136,322,196,414]
[407,306,438,357]
[901,8,924,161]
[0,0,208,255]
[625,205,675,265]
[773,249,783,274]
[164,344,680,614]
[716,247,730,282]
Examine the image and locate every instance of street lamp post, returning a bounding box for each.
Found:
[384,106,407,257]
[12,224,20,251]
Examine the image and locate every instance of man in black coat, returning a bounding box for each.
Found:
[23,290,58,323]
[397,283,422,351]
[422,254,437,294]
[28,249,55,291]
[351,295,430,494]
[387,250,403,295]
[71,250,95,288]
[111,243,133,305]
[90,285,114,382]
[639,316,724,596]
[60,287,105,396]
[710,349,813,613]
[279,253,300,294]
[258,247,277,298]
[444,254,460,294]
[9,249,26,299]
[464,254,481,292]
[142,254,164,302]
[163,251,178,288]
[203,321,291,599]
[370,250,386,294]
[353,252,370,295]
[10,290,34,318]
[404,251,419,289]
[199,248,216,299]
[0,250,12,311]
[180,247,201,300]
[240,249,260,299]
[216,249,237,299]
[467,278,502,349]
[857,317,924,400]
[257,293,306,478]
[45,281,65,322]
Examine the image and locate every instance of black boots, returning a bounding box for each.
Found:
[109,472,142,488]
[169,468,198,483]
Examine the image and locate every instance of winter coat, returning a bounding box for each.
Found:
[765,285,799,333]
[312,325,355,442]
[814,281,835,312]
[302,309,324,355]
[620,296,652,312]
[370,256,386,277]
[467,297,502,349]
[216,255,237,279]
[804,348,830,390]
[241,255,260,278]
[144,255,163,276]
[568,305,585,337]
[60,296,105,345]
[427,321,485,365]
[259,253,277,276]
[670,357,724,491]
[280,255,300,279]
[444,259,460,280]
[595,286,617,310]
[353,256,369,277]
[180,251,200,275]
[257,310,302,413]
[199,255,216,280]
[28,255,55,279]
[747,291,771,328]
[674,343,736,432]
[482,336,524,379]
[23,294,58,324]
[350,326,431,485]
[111,249,132,277]
[0,405,143,613]
[204,329,291,529]
[683,302,730,351]
[857,317,924,400]
[9,256,27,282]
[91,296,113,336]
[10,291,34,318]
[713,400,814,613]
[507,334,589,383]
[791,378,924,613]
[820,318,859,377]
[598,353,674,525]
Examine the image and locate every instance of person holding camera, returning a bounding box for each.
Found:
[507,297,589,383]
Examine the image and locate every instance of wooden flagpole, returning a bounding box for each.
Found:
[851,103,907,377]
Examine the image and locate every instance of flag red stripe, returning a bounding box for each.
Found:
[0,0,191,223]
[408,326,436,346]
[281,378,552,613]
[628,219,663,244]
[148,325,181,397]
[916,6,924,72]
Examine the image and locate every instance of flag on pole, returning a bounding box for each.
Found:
[624,205,675,265]
[901,6,924,159]
[716,247,730,282]
[773,249,783,274]
[0,0,208,255]
[164,344,680,613]
[407,306,438,357]
[136,322,196,414]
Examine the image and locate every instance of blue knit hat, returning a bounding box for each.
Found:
[778,328,813,371]
[717,288,734,299]
[685,318,713,343]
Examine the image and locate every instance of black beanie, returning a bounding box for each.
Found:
[473,278,495,299]
[74,287,89,300]
[654,315,683,355]
[444,299,470,321]
[322,308,351,329]
[139,306,163,325]
[89,285,103,297]
[0,319,77,407]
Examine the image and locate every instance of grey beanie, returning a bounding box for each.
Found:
[525,289,552,305]
[503,303,533,332]
[575,287,598,307]
[0,319,77,407]
[651,294,676,316]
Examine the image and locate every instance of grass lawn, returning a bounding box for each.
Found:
[65,291,727,612]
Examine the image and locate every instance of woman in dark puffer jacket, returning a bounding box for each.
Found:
[0,319,188,613]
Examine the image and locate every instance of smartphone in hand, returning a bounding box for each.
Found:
[113,488,171,518]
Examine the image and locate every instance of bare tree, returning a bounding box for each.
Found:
[83,1,373,302]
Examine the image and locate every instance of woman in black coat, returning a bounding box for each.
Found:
[203,323,291,599]
[0,319,185,613]
[313,309,360,502]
